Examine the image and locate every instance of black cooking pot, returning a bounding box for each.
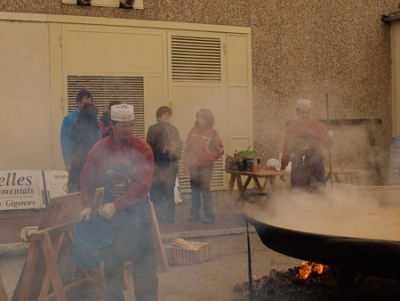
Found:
[249,218,400,280]
[245,188,400,280]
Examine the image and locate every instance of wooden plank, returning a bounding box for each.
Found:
[38,232,65,300]
[40,232,68,301]
[11,236,42,301]
[39,192,83,229]
[319,118,382,125]
[149,201,169,272]
[366,123,384,185]
[12,189,105,301]
[0,274,8,301]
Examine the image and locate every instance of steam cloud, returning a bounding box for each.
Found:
[247,184,400,241]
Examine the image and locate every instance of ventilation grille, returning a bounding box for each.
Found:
[67,76,145,139]
[171,36,221,82]
[177,143,224,192]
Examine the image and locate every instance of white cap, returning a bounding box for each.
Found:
[111,104,135,122]
[296,99,311,110]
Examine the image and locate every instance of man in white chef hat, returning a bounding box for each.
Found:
[79,104,159,301]
[279,99,333,193]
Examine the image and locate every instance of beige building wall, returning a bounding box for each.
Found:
[0,20,52,170]
[390,20,400,135]
[0,13,252,192]
[1,0,400,184]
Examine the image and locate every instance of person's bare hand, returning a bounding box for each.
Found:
[163,144,177,155]
[65,164,71,172]
[279,170,286,181]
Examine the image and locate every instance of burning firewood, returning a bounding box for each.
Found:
[296,261,330,279]
[233,265,338,301]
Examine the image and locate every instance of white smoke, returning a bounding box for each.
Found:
[247,184,400,241]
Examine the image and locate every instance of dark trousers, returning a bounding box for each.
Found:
[150,165,178,222]
[103,245,158,301]
[67,170,81,193]
[189,166,215,221]
[290,152,326,192]
[103,200,158,301]
[150,182,176,222]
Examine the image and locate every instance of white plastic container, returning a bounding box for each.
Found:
[91,0,120,7]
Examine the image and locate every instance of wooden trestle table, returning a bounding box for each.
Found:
[225,169,283,203]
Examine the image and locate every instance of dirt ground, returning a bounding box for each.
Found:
[3,183,400,300]
[0,232,301,301]
[2,228,400,301]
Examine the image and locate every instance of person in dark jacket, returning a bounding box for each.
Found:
[67,103,100,193]
[60,89,93,171]
[146,106,183,223]
[99,100,121,138]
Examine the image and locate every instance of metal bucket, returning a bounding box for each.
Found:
[73,218,113,270]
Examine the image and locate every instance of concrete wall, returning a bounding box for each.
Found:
[1,0,399,184]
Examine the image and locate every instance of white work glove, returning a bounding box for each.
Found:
[98,203,116,219]
[79,208,92,221]
[279,170,286,181]
[327,130,333,138]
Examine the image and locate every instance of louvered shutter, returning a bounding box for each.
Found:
[170,35,224,191]
[177,144,224,192]
[67,76,145,139]
[171,35,224,192]
[171,35,221,82]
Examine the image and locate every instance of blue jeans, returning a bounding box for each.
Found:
[189,166,215,221]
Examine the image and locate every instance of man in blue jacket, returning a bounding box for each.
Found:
[60,89,93,171]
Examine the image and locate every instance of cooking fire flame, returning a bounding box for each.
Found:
[296,261,330,279]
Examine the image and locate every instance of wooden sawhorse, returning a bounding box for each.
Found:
[11,190,168,301]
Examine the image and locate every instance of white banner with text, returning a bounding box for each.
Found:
[43,171,69,200]
[0,171,46,211]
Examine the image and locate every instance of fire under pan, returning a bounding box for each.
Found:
[245,186,400,280]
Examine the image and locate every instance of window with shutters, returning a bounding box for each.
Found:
[67,76,145,139]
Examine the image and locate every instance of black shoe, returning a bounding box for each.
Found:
[188,216,199,222]
[203,218,215,224]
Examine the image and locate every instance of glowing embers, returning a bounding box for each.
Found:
[296,261,330,280]
[233,264,339,300]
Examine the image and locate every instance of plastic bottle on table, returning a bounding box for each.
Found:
[252,158,258,173]
[233,150,239,162]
